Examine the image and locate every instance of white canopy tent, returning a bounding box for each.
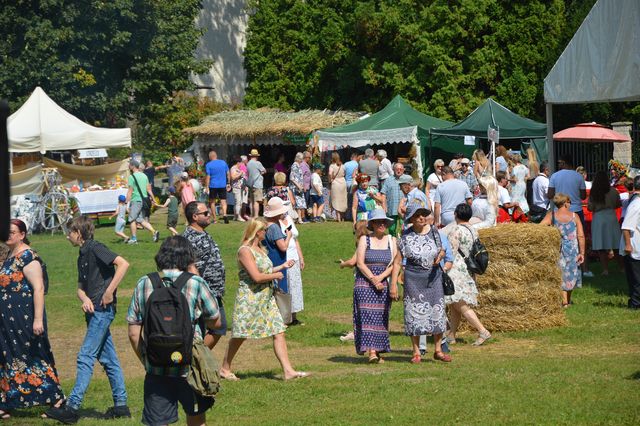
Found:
[8,87,131,154]
[543,0,640,167]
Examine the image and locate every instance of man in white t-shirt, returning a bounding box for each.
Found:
[620,176,640,310]
[496,171,518,210]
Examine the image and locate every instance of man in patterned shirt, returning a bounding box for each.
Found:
[183,201,227,349]
[127,236,220,426]
[454,158,478,195]
[380,162,405,236]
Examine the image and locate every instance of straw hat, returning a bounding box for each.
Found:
[264,197,288,217]
[355,173,371,184]
[249,148,260,157]
[405,199,431,222]
[367,208,393,225]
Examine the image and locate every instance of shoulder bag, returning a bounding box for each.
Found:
[430,227,455,296]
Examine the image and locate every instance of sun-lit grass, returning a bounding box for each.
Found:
[8,212,640,425]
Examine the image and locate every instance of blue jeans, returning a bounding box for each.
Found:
[67,305,127,410]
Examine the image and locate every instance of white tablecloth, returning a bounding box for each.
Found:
[71,189,128,214]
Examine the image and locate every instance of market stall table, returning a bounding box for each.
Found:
[70,189,128,215]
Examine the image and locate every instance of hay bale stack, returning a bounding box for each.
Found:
[457,223,567,333]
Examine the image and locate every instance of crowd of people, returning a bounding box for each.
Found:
[1,145,639,424]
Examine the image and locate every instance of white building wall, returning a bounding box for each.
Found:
[192,0,248,104]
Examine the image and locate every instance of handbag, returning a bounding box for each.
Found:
[439,265,456,296]
[132,173,152,215]
[430,226,455,296]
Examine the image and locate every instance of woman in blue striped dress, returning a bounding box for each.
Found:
[353,209,396,363]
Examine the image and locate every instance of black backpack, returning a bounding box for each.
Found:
[458,225,489,275]
[143,272,194,367]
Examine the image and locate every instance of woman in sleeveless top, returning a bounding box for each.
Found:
[329,152,348,221]
[353,210,396,363]
[472,149,491,179]
[392,202,451,363]
[541,193,585,307]
[425,159,445,208]
[0,220,64,420]
[219,218,308,381]
[444,204,491,346]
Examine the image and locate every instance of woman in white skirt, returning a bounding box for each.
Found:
[280,210,305,325]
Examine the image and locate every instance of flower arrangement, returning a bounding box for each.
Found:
[609,159,630,189]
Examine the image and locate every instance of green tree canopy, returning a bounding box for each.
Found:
[0,0,209,151]
[244,0,606,124]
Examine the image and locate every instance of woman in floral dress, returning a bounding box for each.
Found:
[444,204,492,346]
[289,153,307,223]
[541,193,585,307]
[0,220,64,419]
[219,218,308,381]
[392,201,451,363]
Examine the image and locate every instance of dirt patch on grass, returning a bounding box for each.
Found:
[50,327,640,382]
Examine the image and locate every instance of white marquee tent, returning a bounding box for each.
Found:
[543,0,640,166]
[8,87,131,154]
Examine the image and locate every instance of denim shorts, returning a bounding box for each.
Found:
[310,194,324,206]
[206,296,227,336]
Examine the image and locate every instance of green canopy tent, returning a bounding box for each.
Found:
[316,95,466,180]
[430,98,548,174]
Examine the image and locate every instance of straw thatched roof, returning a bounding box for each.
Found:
[183,108,361,138]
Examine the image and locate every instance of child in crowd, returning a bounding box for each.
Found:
[45,216,131,424]
[158,186,179,236]
[176,171,196,210]
[109,194,129,242]
[310,163,325,222]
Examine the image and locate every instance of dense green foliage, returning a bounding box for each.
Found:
[244,0,634,126]
[0,0,210,151]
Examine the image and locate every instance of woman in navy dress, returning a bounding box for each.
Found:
[353,209,396,363]
[392,201,451,363]
[0,220,64,419]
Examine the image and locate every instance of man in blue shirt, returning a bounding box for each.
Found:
[547,154,587,219]
[343,151,361,221]
[380,162,405,236]
[204,150,230,224]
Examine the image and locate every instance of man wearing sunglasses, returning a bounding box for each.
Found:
[183,201,227,349]
[454,158,478,195]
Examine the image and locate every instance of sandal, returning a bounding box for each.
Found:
[410,354,421,364]
[220,371,240,381]
[0,410,10,420]
[433,351,452,362]
[472,330,492,346]
[368,350,382,364]
[285,371,310,380]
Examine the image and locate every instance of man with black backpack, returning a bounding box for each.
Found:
[127,236,220,426]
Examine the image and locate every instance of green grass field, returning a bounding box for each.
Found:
[7,213,640,425]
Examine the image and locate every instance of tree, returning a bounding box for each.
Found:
[0,0,209,151]
[243,0,611,123]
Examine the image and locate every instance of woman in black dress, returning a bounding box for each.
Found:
[0,220,64,419]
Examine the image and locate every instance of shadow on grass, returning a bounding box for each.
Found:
[11,407,105,420]
[626,371,640,381]
[232,371,278,380]
[328,349,416,364]
[591,300,628,308]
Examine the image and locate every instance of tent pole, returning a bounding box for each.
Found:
[546,103,555,172]
[429,132,433,174]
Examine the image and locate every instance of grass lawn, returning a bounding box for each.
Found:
[7,212,640,425]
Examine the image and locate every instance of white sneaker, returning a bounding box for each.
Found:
[127,238,138,245]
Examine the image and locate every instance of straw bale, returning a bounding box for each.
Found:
[183,109,360,138]
[455,223,567,333]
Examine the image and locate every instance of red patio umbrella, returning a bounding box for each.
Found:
[553,122,631,143]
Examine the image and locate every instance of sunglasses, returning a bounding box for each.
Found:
[195,211,211,217]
